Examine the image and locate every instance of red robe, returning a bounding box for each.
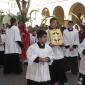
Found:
[79,30,85,43]
[19,26,30,60]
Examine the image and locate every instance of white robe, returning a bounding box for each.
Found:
[26,43,54,82]
[78,39,85,75]
[30,34,37,45]
[5,26,21,54]
[63,29,79,57]
[0,34,5,51]
[46,29,64,60]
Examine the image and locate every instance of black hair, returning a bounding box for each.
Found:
[10,17,16,25]
[50,17,57,23]
[37,30,47,38]
[68,21,74,24]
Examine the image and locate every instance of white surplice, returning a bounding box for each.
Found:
[78,39,85,75]
[5,26,21,54]
[26,43,54,82]
[0,34,6,51]
[63,29,79,57]
[30,33,37,45]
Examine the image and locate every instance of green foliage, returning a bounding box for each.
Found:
[40,16,61,30]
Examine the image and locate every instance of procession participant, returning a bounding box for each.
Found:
[18,20,30,64]
[63,21,79,75]
[26,30,54,85]
[27,26,33,34]
[0,30,5,66]
[4,18,23,74]
[47,17,67,85]
[78,38,85,85]
[78,21,85,85]
[79,23,85,43]
[30,29,37,45]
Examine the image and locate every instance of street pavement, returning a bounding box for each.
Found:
[0,65,78,85]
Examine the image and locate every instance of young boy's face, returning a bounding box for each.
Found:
[38,34,47,44]
[68,23,74,29]
[50,20,57,28]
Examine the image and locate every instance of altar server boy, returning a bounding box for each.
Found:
[47,18,67,85]
[30,29,37,45]
[63,21,79,74]
[26,30,54,85]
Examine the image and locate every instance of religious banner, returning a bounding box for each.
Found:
[49,29,63,45]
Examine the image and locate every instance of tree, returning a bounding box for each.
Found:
[16,0,31,22]
[0,10,4,27]
[40,16,61,30]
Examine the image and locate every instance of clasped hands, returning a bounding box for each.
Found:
[39,57,50,63]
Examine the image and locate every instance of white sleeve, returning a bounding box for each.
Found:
[74,31,79,45]
[46,30,50,44]
[14,27,21,42]
[48,46,54,65]
[1,34,6,43]
[30,34,32,45]
[78,39,85,56]
[63,30,69,46]
[26,45,38,65]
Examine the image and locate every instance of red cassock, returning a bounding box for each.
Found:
[19,27,30,60]
[79,30,85,43]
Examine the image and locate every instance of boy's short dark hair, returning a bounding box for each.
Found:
[50,17,57,23]
[10,18,16,25]
[37,30,47,38]
[68,21,74,25]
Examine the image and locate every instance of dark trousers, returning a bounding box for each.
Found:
[0,51,4,65]
[64,56,79,74]
[49,59,67,84]
[4,53,22,74]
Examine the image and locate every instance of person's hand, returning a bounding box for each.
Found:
[39,57,49,63]
[39,57,43,63]
[60,43,64,47]
[43,57,49,62]
[49,43,55,47]
[69,47,74,51]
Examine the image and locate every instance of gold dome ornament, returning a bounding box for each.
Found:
[42,8,50,17]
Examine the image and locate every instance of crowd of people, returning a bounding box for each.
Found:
[0,17,85,85]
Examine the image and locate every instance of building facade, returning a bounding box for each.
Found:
[29,0,85,26]
[2,0,85,26]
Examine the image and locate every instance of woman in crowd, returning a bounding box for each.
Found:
[18,20,30,65]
